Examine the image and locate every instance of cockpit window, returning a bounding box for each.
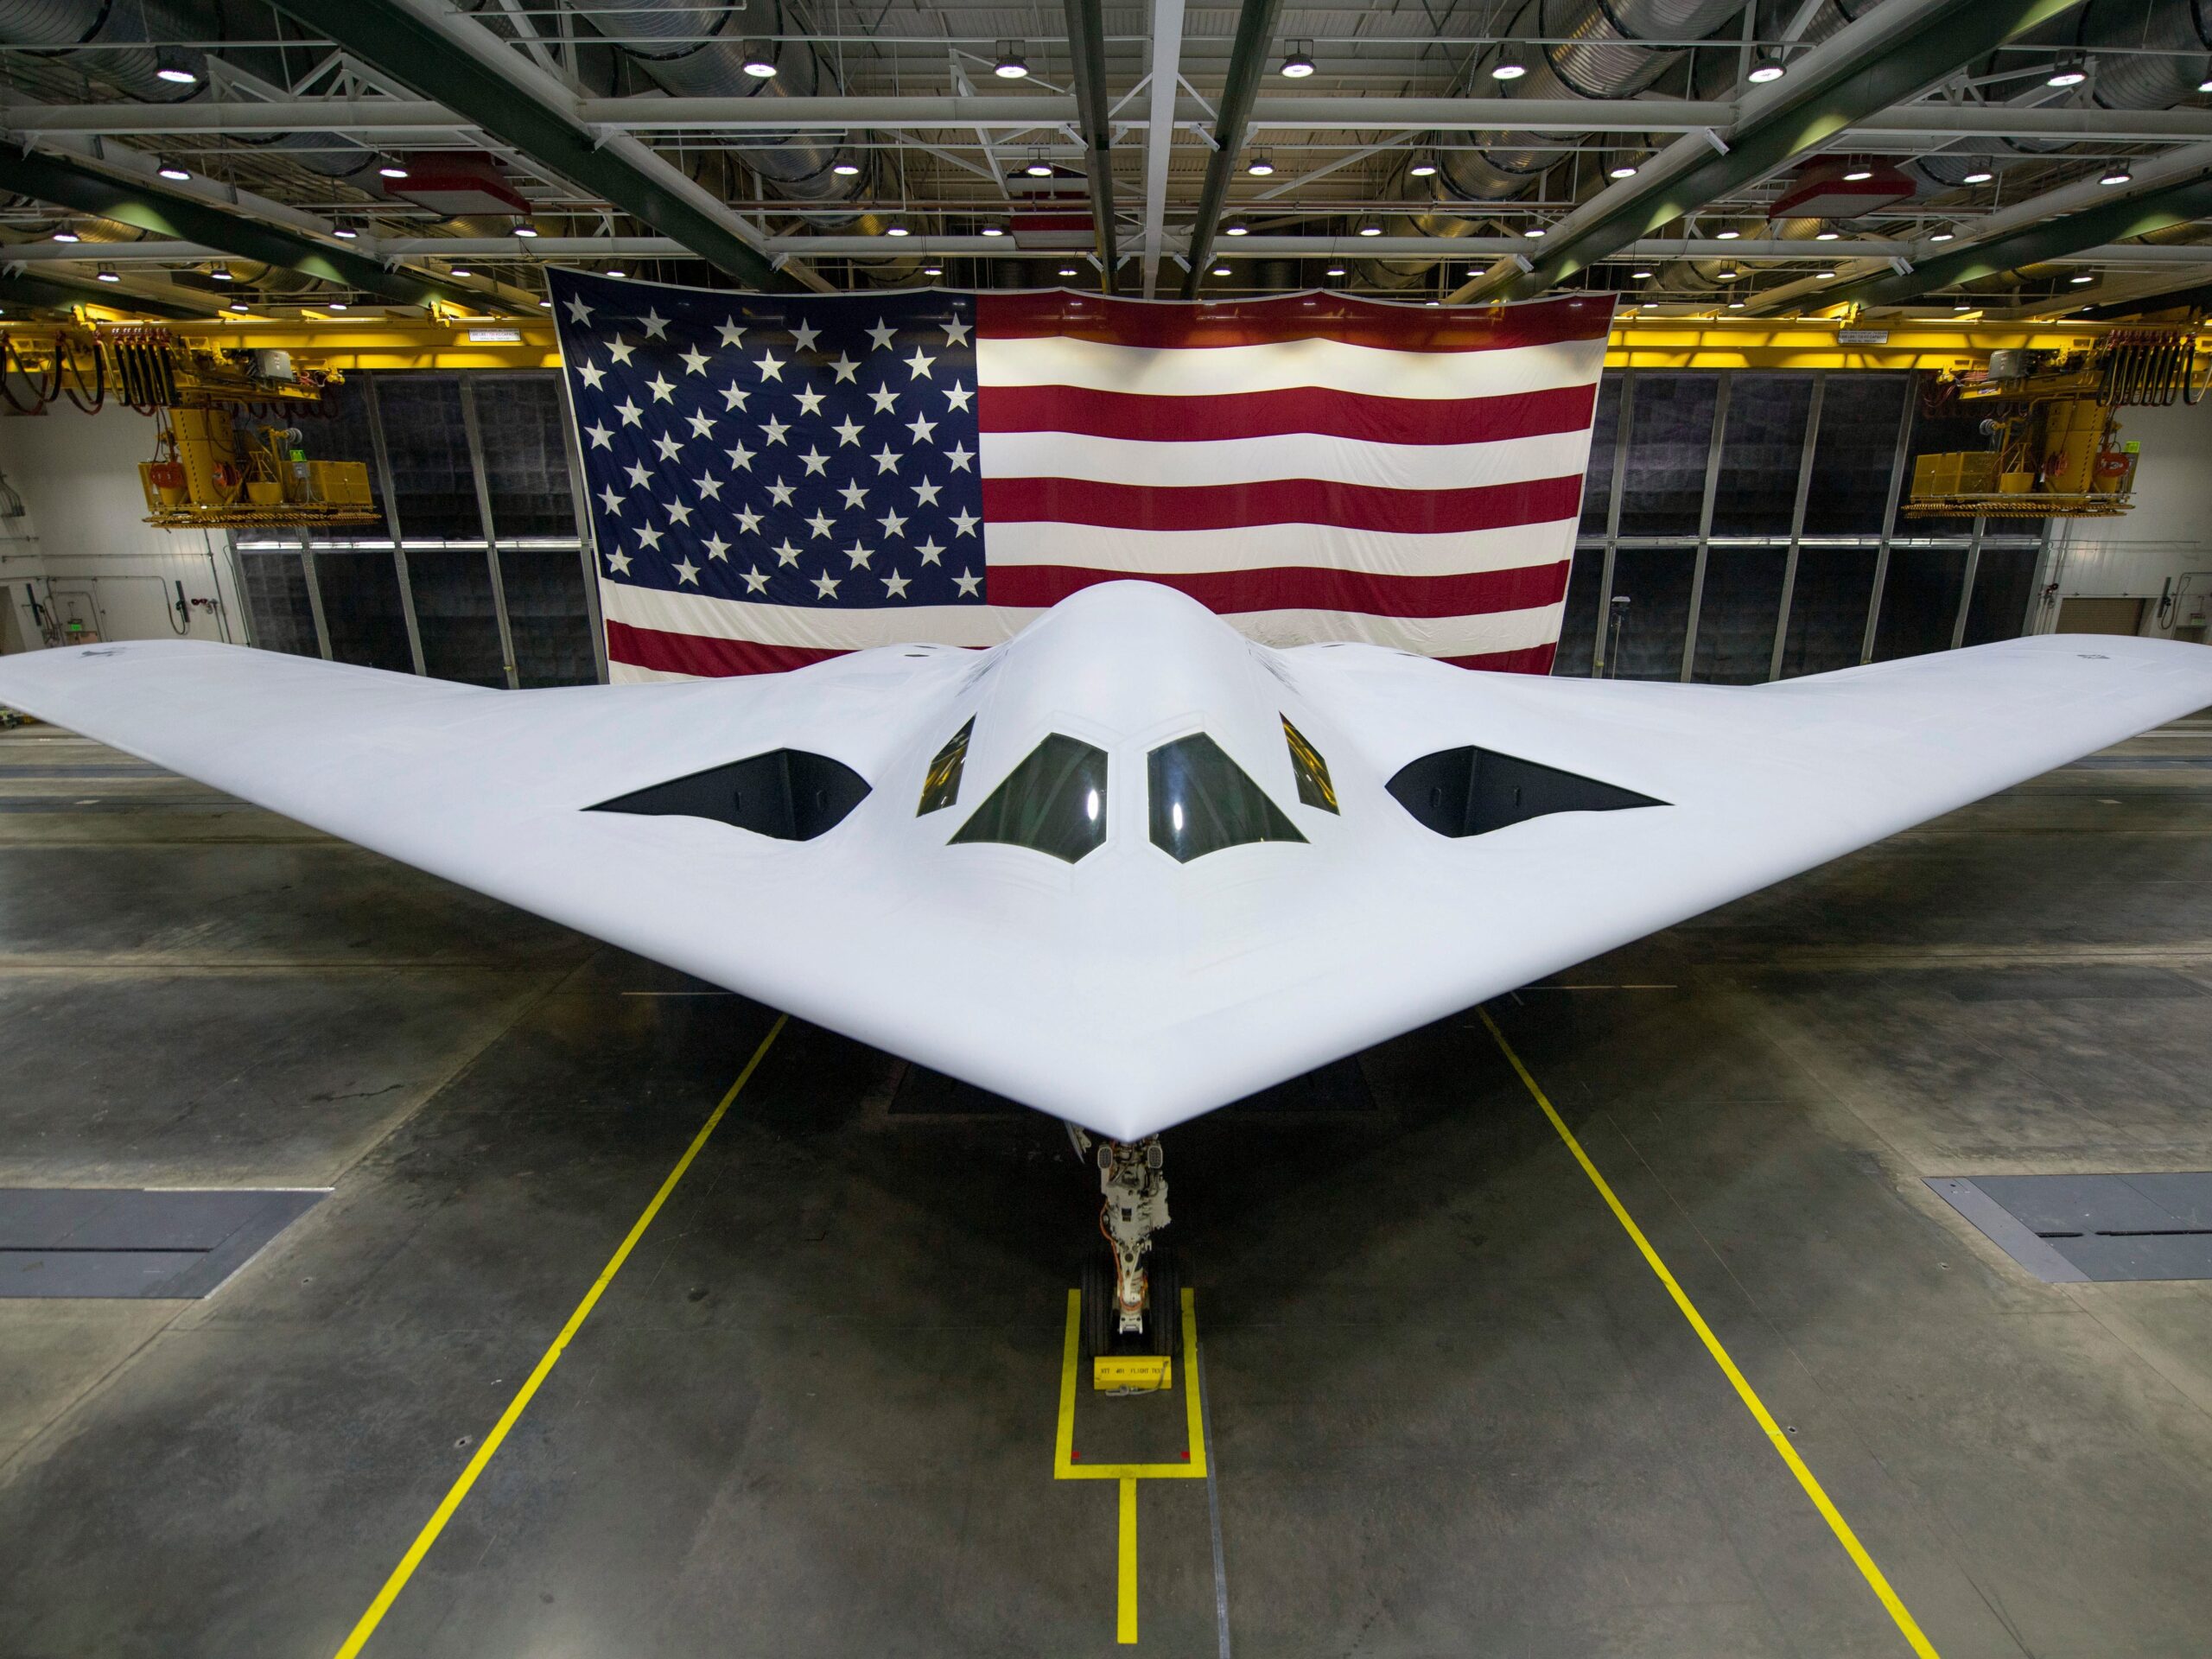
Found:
[949,734,1109,863]
[916,717,975,816]
[1281,715,1338,814]
[1148,733,1306,863]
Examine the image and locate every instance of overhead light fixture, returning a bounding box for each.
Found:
[922,264,943,276]
[2070,271,2096,283]
[1058,265,1078,277]
[1841,164,1873,182]
[2047,53,2087,87]
[537,298,553,308]
[326,301,347,311]
[1224,220,1248,237]
[604,264,627,277]
[832,159,862,177]
[51,226,78,244]
[1816,269,1835,278]
[209,263,233,282]
[229,300,249,313]
[1325,262,1347,276]
[885,222,910,237]
[1727,299,1745,308]
[2201,73,2212,92]
[449,266,474,277]
[2100,164,2133,185]
[1716,268,1740,281]
[1024,156,1054,178]
[979,222,1007,238]
[95,265,119,283]
[994,40,1029,79]
[1608,159,1639,179]
[332,224,359,238]
[1491,53,1528,80]
[1747,52,1786,84]
[156,160,191,181]
[1212,264,1231,276]
[1929,228,1955,242]
[1356,220,1382,237]
[1280,39,1314,78]
[1522,226,1547,238]
[1247,152,1276,177]
[1630,268,1653,279]
[1408,154,1439,178]
[1962,166,1994,184]
[154,48,198,85]
[742,44,777,78]
[1716,228,1741,240]
[512,219,539,238]
[1815,229,1840,240]
[378,158,410,180]
[1954,300,1972,310]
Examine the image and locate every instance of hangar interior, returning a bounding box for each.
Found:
[5,0,2212,1654]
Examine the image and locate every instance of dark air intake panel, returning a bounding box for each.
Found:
[589,749,870,841]
[1386,746,1662,838]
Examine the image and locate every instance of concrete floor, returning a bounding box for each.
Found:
[4,711,2212,1658]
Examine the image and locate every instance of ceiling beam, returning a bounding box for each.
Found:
[1063,0,1122,291]
[0,147,481,310]
[1464,0,2092,302]
[269,0,797,293]
[0,267,209,320]
[1818,173,2212,309]
[1180,0,1288,299]
[1141,0,1188,296]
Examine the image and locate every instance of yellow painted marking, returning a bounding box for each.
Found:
[1095,1355,1173,1391]
[1117,1477,1139,1643]
[1055,1287,1207,1479]
[1478,1007,1942,1659]
[330,1014,788,1659]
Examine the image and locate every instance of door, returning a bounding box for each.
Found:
[2056,596,2147,636]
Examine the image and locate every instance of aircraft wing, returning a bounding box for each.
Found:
[3,607,2208,1141]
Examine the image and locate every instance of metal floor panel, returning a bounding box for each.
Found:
[1930,1173,2212,1282]
[0,1188,326,1299]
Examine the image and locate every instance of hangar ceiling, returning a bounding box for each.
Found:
[0,0,2208,319]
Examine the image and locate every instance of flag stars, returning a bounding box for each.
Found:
[604,546,632,575]
[812,570,841,599]
[742,566,770,594]
[755,350,785,381]
[724,442,754,472]
[939,315,971,347]
[695,473,724,500]
[950,507,979,537]
[734,505,763,534]
[646,372,676,404]
[790,320,822,352]
[585,421,613,451]
[872,444,902,474]
[685,410,715,440]
[715,317,746,348]
[640,308,670,340]
[607,337,635,365]
[624,461,653,489]
[829,353,860,383]
[679,344,710,375]
[564,293,593,327]
[772,537,802,566]
[867,385,899,415]
[866,319,898,352]
[653,432,683,462]
[766,478,797,506]
[915,537,945,566]
[912,479,943,506]
[944,441,976,472]
[615,398,643,428]
[666,498,694,526]
[673,555,701,586]
[637,523,665,551]
[832,416,864,447]
[944,383,974,413]
[800,447,830,476]
[903,346,937,379]
[795,385,827,417]
[837,480,868,510]
[804,509,835,539]
[704,531,732,561]
[761,416,791,446]
[598,485,624,515]
[883,570,912,600]
[843,541,874,569]
[878,507,908,538]
[953,569,982,597]
[721,381,750,411]
[906,413,938,444]
[575,359,606,391]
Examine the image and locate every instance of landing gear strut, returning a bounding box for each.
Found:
[1067,1127,1173,1342]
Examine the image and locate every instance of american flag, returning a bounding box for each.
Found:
[548,270,1612,682]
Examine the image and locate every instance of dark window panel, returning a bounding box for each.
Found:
[1802,374,1909,535]
[1579,376,1623,534]
[1962,545,2040,647]
[1711,375,1815,537]
[1692,547,1788,683]
[1780,544,1879,677]
[498,546,595,687]
[238,550,319,658]
[1554,544,1604,677]
[1617,374,1719,537]
[296,377,385,528]
[1603,545,1696,679]
[1872,547,1971,662]
[475,373,580,541]
[407,549,505,687]
[312,550,412,673]
[375,374,480,542]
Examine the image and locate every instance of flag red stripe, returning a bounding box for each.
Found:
[985,560,1569,619]
[982,474,1583,535]
[978,291,1613,351]
[978,382,1597,445]
[607,621,848,677]
[1440,642,1559,674]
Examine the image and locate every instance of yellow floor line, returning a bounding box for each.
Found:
[1478,1007,1941,1659]
[1117,1476,1139,1643]
[329,1014,788,1659]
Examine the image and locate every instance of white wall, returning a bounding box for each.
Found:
[2042,399,2212,639]
[0,404,248,655]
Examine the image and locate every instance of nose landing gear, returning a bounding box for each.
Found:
[1068,1127,1179,1376]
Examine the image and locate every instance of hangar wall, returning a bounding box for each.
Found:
[2044,400,2212,640]
[0,404,248,654]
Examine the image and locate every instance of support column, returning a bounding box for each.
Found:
[362,372,427,677]
[1859,378,1918,664]
[458,378,520,690]
[1591,372,1634,678]
[1681,375,1732,683]
[1769,372,1825,681]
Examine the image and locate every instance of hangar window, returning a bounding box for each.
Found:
[1148,733,1306,863]
[917,717,975,816]
[1281,715,1338,813]
[949,734,1109,863]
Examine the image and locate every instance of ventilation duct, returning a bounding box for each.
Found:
[611,0,860,202]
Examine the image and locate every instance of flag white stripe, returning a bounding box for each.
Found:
[977,428,1592,491]
[981,519,1576,576]
[975,334,1606,399]
[600,577,1561,660]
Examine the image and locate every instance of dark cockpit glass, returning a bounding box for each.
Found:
[1281,715,1338,813]
[949,734,1109,863]
[1147,733,1306,863]
[916,717,975,816]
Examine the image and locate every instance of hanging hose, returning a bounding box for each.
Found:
[56,332,104,414]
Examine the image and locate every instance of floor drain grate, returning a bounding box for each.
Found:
[0,1188,327,1299]
[1929,1173,2212,1282]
